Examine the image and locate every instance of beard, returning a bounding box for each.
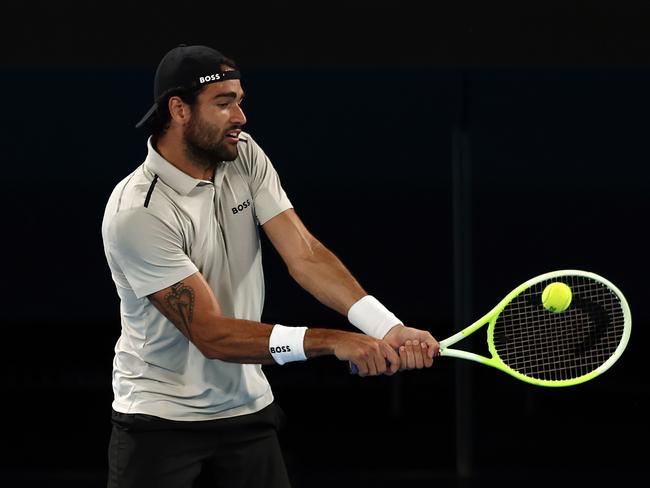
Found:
[182,112,239,169]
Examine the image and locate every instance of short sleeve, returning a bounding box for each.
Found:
[243,135,293,225]
[106,208,199,298]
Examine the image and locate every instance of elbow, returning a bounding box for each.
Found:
[287,240,323,282]
[190,314,230,360]
[287,262,307,284]
[192,337,224,361]
[194,341,223,361]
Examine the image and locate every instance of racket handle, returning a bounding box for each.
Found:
[348,346,439,374]
[348,358,392,375]
[349,361,359,375]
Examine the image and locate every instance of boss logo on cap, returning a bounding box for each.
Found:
[199,73,223,84]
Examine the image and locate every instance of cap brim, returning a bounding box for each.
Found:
[135,103,158,129]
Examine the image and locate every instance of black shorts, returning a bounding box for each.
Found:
[107,402,291,488]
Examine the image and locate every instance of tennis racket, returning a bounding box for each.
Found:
[350,270,631,386]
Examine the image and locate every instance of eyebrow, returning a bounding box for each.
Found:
[212,91,245,100]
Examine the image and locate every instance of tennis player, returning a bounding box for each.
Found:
[101,44,439,488]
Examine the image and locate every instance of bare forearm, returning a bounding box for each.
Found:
[147,273,399,374]
[179,315,351,363]
[288,241,367,315]
[200,318,398,376]
[193,316,276,363]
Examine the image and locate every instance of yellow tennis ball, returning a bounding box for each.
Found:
[542,282,572,313]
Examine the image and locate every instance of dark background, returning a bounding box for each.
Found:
[1,1,648,487]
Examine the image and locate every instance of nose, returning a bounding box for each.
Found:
[231,103,247,126]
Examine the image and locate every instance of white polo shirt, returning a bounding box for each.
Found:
[101,132,292,421]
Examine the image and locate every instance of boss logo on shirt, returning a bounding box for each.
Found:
[232,199,251,215]
[270,345,292,353]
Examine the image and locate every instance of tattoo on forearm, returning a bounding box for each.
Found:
[164,281,196,339]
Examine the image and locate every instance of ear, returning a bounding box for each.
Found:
[168,96,190,125]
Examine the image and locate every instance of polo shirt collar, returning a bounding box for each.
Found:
[144,137,205,196]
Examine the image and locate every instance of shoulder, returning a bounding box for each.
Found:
[234,131,275,175]
[237,130,255,147]
[236,131,268,161]
[103,168,179,243]
[105,165,157,211]
[105,206,180,255]
[110,206,171,233]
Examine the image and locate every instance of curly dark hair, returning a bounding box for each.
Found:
[145,56,239,145]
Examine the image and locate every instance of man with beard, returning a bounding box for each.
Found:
[101,44,439,488]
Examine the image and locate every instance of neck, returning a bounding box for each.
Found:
[155,132,215,181]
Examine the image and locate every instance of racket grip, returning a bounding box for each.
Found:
[349,361,359,375]
[348,358,392,375]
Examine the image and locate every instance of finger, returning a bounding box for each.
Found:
[398,345,407,371]
[370,341,387,375]
[426,338,440,358]
[404,340,415,369]
[356,360,369,377]
[372,348,387,375]
[366,353,379,377]
[382,343,401,374]
[412,340,425,369]
[422,342,434,368]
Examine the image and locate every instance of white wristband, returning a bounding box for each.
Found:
[347,295,402,339]
[269,324,308,365]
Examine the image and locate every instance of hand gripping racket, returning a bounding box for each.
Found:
[351,270,631,386]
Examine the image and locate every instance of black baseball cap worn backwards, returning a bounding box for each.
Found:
[135,44,241,128]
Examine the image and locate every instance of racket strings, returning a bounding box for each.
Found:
[492,275,626,381]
